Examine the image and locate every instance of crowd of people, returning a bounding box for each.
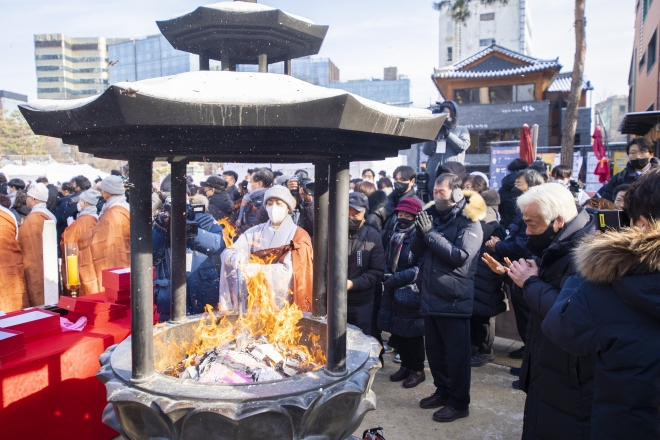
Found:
[0,112,659,436]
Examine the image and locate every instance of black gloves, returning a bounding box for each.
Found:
[415,211,433,238]
[438,124,450,138]
[383,273,395,287]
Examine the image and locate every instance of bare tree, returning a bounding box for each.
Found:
[560,0,587,168]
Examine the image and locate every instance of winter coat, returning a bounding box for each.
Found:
[366,190,389,233]
[473,192,506,318]
[207,191,234,222]
[237,188,268,231]
[498,172,519,230]
[495,213,532,261]
[347,224,386,306]
[542,223,660,440]
[55,191,81,249]
[519,209,596,440]
[422,124,471,193]
[597,157,660,201]
[377,224,423,337]
[411,190,486,318]
[381,189,421,248]
[0,207,27,312]
[153,213,226,321]
[291,200,314,238]
[10,205,30,225]
[45,184,59,214]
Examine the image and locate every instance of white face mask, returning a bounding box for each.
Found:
[8,188,15,194]
[77,202,84,212]
[267,204,288,225]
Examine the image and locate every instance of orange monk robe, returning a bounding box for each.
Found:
[18,208,54,307]
[78,205,130,294]
[61,214,98,296]
[0,207,27,312]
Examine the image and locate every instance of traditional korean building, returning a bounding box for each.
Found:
[431,44,592,169]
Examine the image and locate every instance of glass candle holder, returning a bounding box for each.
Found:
[64,243,80,297]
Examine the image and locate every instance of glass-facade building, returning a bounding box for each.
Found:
[0,90,28,118]
[235,57,339,86]
[327,78,411,106]
[109,35,198,84]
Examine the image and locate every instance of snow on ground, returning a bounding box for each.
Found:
[0,163,108,185]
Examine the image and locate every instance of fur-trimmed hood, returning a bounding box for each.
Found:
[574,222,660,284]
[423,189,487,222]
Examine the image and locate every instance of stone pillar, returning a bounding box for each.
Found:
[258,54,268,73]
[221,52,236,71]
[284,59,292,76]
[199,55,210,71]
[128,157,155,382]
[312,161,329,317]
[169,160,188,323]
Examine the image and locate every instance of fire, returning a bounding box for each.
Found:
[218,218,237,248]
[155,253,325,375]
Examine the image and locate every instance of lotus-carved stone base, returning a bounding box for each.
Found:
[96,315,381,440]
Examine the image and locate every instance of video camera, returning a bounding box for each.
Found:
[596,209,630,232]
[289,173,315,198]
[415,171,431,203]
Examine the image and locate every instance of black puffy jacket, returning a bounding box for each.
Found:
[366,190,389,233]
[498,172,518,230]
[411,191,485,318]
[378,225,423,338]
[348,224,386,306]
[495,213,532,261]
[381,189,421,248]
[207,191,234,221]
[542,223,660,440]
[519,209,596,440]
[473,217,506,318]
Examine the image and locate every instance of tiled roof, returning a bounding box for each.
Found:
[433,44,561,79]
[547,72,590,92]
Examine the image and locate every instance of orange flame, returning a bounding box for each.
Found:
[218,218,238,248]
[157,254,325,374]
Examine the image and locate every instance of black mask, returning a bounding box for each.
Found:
[511,187,524,197]
[396,218,414,230]
[526,221,556,257]
[348,218,362,235]
[630,157,650,170]
[393,181,410,196]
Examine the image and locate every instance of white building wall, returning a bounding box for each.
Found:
[438,0,533,68]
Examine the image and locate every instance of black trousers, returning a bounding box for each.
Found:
[424,316,471,410]
[395,334,425,371]
[510,284,529,344]
[370,284,384,346]
[347,302,373,335]
[470,315,495,354]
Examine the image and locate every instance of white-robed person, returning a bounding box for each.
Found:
[219,186,313,313]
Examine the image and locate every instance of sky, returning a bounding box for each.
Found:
[0,0,636,107]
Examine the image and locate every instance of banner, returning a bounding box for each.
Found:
[490,147,520,189]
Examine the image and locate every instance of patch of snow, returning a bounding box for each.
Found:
[203,2,315,24]
[22,95,100,112]
[0,163,108,185]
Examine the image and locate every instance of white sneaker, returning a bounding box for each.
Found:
[393,353,401,363]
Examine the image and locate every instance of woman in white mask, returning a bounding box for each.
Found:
[220,185,313,313]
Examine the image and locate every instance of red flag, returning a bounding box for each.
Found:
[592,126,610,183]
[519,124,534,164]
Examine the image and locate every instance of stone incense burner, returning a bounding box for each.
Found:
[97,315,381,440]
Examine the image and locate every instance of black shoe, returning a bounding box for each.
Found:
[471,352,495,367]
[510,367,521,376]
[403,371,426,388]
[509,346,525,359]
[512,380,521,390]
[389,366,411,382]
[432,406,470,423]
[419,393,448,409]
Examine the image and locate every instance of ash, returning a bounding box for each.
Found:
[164,332,319,384]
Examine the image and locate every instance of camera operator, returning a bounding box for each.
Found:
[200,176,234,222]
[542,167,660,439]
[551,165,590,206]
[421,101,471,194]
[153,193,226,322]
[285,170,314,237]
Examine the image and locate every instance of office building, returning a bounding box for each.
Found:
[327,67,411,106]
[595,95,628,144]
[34,34,126,99]
[437,0,533,68]
[235,56,339,86]
[0,90,28,118]
[108,35,200,84]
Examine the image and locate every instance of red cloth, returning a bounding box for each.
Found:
[0,293,130,440]
[592,126,611,183]
[519,125,534,164]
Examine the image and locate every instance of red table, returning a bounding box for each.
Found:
[0,293,131,440]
